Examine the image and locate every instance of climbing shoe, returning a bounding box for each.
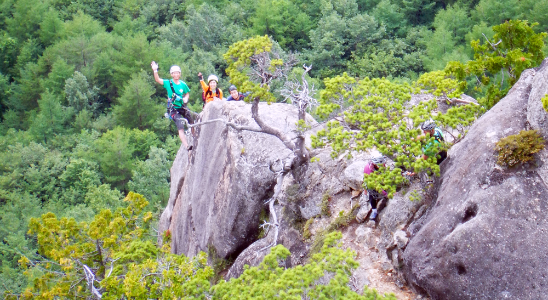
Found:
[370,209,378,220]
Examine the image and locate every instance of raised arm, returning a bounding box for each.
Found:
[151,61,164,85]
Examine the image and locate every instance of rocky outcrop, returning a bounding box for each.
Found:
[403,59,548,299]
[527,60,548,139]
[158,100,315,259]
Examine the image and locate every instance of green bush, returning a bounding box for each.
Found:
[542,94,548,112]
[495,130,545,167]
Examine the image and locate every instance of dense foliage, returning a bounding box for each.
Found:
[1,0,547,295]
[11,194,395,299]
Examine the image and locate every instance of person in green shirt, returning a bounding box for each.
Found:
[151,61,192,151]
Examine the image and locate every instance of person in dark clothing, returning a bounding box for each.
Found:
[226,85,246,101]
[363,155,388,221]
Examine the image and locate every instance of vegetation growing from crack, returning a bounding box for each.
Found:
[495,130,545,167]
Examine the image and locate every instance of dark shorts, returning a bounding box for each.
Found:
[437,150,448,165]
[171,109,193,130]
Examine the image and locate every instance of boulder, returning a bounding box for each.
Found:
[403,60,548,299]
[343,160,368,191]
[159,100,315,259]
[527,59,548,139]
[225,204,308,279]
[157,146,188,244]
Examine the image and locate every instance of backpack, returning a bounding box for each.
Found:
[433,127,445,143]
[202,87,221,104]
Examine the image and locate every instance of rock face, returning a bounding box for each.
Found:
[158,101,315,259]
[404,59,548,299]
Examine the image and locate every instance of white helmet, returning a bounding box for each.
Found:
[207,74,218,83]
[170,65,181,74]
[421,119,436,131]
[371,155,387,165]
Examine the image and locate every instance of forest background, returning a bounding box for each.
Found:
[1,0,548,294]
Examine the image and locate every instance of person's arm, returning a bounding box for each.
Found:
[197,72,207,92]
[151,61,164,85]
[219,89,223,100]
[183,92,189,104]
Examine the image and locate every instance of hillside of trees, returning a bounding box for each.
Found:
[1,0,547,296]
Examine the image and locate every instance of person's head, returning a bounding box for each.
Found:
[170,65,181,80]
[421,119,436,136]
[371,155,387,168]
[229,85,239,99]
[208,75,218,90]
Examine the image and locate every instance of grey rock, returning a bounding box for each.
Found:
[160,101,313,259]
[394,230,408,250]
[356,192,371,223]
[403,61,548,300]
[344,160,368,191]
[225,204,307,279]
[157,146,188,244]
[527,59,548,139]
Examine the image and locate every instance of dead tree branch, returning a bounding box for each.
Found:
[258,168,286,252]
[79,261,102,299]
[482,33,502,50]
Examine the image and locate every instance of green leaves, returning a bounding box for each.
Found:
[212,231,395,300]
[542,94,548,112]
[446,20,547,109]
[21,199,394,299]
[313,71,482,196]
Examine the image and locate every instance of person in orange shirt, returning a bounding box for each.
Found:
[198,72,223,104]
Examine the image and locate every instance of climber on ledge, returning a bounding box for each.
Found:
[417,119,447,165]
[151,61,192,151]
[226,85,247,101]
[198,72,223,105]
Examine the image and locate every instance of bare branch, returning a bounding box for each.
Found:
[482,33,502,50]
[258,167,286,252]
[80,261,102,299]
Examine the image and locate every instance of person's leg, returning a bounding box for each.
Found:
[369,191,378,220]
[437,150,448,165]
[369,191,378,209]
[178,129,189,149]
[173,112,191,150]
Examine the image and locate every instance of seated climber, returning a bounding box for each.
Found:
[363,155,388,221]
[198,72,223,105]
[226,85,247,101]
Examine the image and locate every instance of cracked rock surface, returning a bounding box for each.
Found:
[403,60,548,300]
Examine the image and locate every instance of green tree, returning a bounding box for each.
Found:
[446,20,547,108]
[371,0,407,36]
[250,0,313,50]
[17,196,394,299]
[38,8,65,47]
[30,91,73,143]
[0,31,18,77]
[312,72,481,196]
[307,5,348,77]
[113,71,163,130]
[0,72,10,120]
[4,0,46,42]
[40,59,75,99]
[93,126,135,190]
[128,147,170,208]
[212,231,396,299]
[65,71,100,114]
